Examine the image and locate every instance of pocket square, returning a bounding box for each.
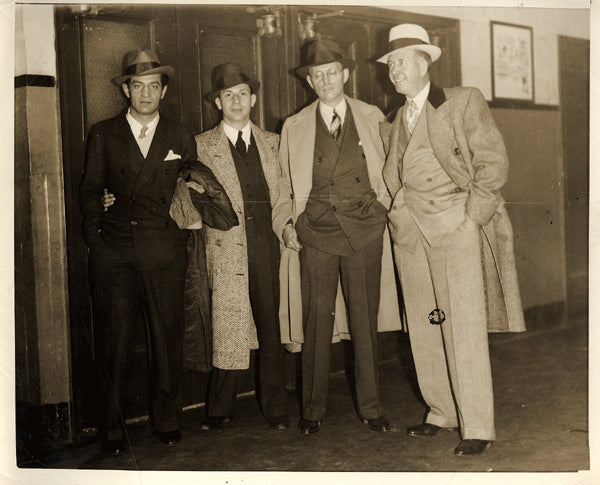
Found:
[164,149,181,161]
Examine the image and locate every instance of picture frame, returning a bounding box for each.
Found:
[490,21,534,103]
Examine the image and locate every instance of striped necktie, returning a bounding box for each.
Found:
[330,110,341,141]
[406,100,418,134]
[139,125,148,139]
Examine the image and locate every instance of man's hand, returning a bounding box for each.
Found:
[282,224,302,252]
[102,188,116,211]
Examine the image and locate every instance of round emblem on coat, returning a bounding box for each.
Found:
[428,309,446,325]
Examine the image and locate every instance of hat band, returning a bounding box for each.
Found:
[388,37,429,52]
[125,61,162,76]
[215,74,251,91]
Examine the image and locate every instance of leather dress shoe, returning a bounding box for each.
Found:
[454,439,492,456]
[158,430,181,446]
[298,418,321,435]
[268,415,290,430]
[362,416,390,432]
[102,438,125,455]
[407,423,458,438]
[201,416,231,430]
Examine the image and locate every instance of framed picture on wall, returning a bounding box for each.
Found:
[491,21,534,103]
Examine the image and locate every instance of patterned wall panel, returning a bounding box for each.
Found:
[82,17,152,131]
[196,26,261,131]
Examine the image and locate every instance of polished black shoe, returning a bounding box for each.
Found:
[454,439,491,456]
[158,430,181,446]
[102,438,125,455]
[407,423,458,438]
[200,416,231,431]
[298,418,321,435]
[362,416,390,432]
[268,415,290,430]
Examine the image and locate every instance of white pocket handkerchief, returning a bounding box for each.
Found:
[164,149,181,161]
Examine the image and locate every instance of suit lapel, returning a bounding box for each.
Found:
[251,123,278,205]
[113,113,146,176]
[426,91,454,177]
[288,101,317,200]
[382,104,408,197]
[207,123,245,214]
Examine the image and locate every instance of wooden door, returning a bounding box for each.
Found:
[56,4,186,438]
[559,36,589,320]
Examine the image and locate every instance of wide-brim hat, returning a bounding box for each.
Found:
[296,39,356,79]
[112,49,175,86]
[377,24,441,64]
[205,63,260,103]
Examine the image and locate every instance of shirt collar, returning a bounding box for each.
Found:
[126,109,160,137]
[319,98,347,128]
[223,121,252,147]
[406,81,431,112]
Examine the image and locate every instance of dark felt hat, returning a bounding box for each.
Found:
[112,49,175,86]
[205,63,260,103]
[296,39,356,78]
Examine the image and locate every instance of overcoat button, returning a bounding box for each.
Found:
[426,178,432,182]
[329,180,334,186]
[357,201,363,207]
[215,240,222,246]
[332,206,337,212]
[454,147,461,155]
[355,177,361,183]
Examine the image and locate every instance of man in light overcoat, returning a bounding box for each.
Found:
[272,39,402,435]
[378,24,526,455]
[197,63,289,430]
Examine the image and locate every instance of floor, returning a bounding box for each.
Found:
[18,321,590,481]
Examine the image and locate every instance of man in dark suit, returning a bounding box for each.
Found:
[272,40,401,434]
[80,49,197,454]
[378,24,525,455]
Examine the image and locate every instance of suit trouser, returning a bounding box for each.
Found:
[395,217,495,440]
[207,216,288,418]
[91,242,187,440]
[299,236,384,421]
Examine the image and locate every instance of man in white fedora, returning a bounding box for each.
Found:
[378,24,525,455]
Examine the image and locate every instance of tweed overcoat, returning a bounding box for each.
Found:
[272,96,403,345]
[380,84,525,333]
[195,121,280,369]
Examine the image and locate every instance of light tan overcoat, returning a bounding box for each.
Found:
[380,84,525,333]
[196,121,280,369]
[272,96,403,345]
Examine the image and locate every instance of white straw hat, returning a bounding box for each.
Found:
[377,24,441,64]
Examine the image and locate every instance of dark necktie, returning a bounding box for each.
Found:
[236,130,247,158]
[330,110,341,141]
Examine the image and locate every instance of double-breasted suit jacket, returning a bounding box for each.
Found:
[195,121,280,370]
[380,84,525,333]
[272,96,402,345]
[81,109,197,267]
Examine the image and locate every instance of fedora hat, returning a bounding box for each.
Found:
[205,63,260,103]
[112,49,175,86]
[296,39,356,78]
[377,24,441,64]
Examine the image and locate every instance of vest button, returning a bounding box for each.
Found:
[128,198,135,204]
[317,157,322,163]
[357,200,363,207]
[332,206,337,212]
[120,169,126,174]
[329,180,334,186]
[161,198,166,204]
[164,221,170,227]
